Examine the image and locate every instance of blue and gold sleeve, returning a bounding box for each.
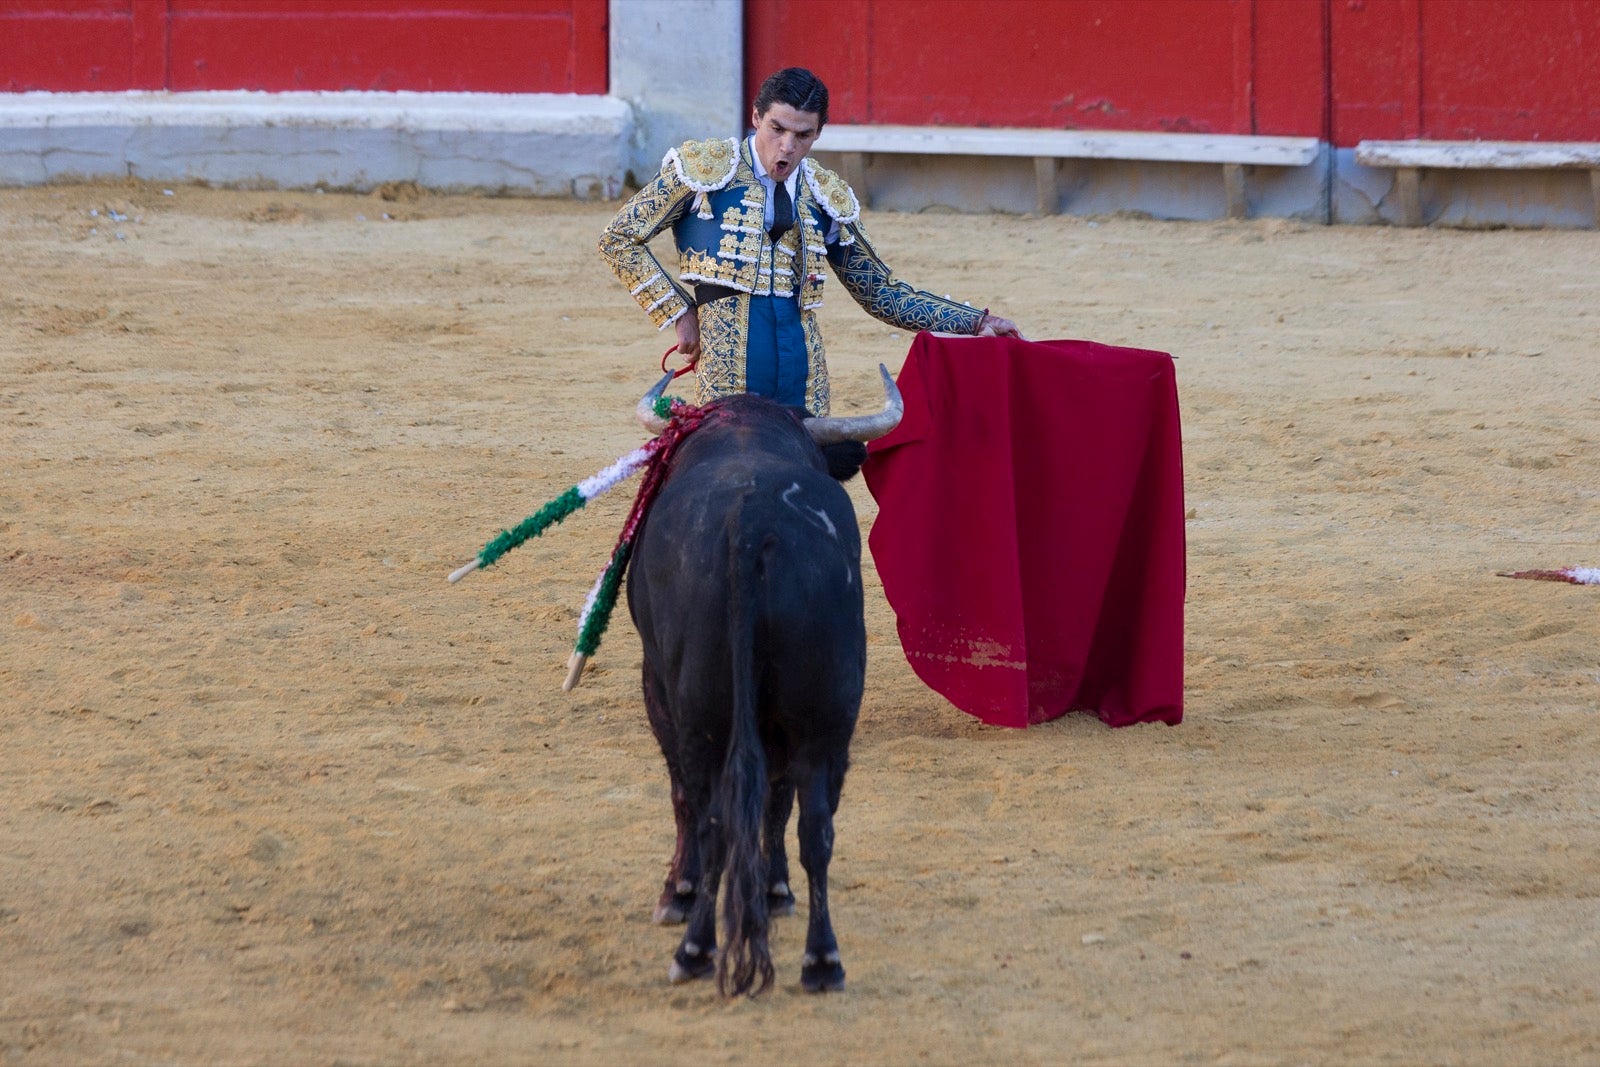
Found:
[598,168,695,330]
[826,221,985,335]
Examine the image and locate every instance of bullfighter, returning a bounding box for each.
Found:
[599,67,1021,421]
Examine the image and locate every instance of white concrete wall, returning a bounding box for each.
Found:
[608,0,743,184]
[0,91,633,197]
[0,2,745,199]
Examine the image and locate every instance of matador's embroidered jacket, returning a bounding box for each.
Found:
[599,137,985,415]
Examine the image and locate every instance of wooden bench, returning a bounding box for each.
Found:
[814,124,1322,218]
[1355,140,1600,227]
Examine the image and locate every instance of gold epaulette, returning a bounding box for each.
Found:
[802,159,861,226]
[662,138,740,220]
[663,137,740,192]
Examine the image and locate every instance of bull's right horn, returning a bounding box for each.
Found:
[635,371,675,435]
[803,364,904,445]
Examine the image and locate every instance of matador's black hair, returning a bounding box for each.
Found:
[754,67,829,128]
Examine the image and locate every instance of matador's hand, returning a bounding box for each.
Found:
[674,307,702,364]
[978,312,1023,339]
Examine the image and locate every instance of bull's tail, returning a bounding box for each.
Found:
[716,521,775,997]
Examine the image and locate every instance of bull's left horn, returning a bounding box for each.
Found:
[635,371,675,435]
[803,364,904,445]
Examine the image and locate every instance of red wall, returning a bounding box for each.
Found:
[746,0,1600,147]
[0,0,608,93]
[746,0,1326,136]
[7,0,1598,148]
[1330,0,1600,144]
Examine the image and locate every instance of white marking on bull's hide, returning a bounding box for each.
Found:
[684,941,702,956]
[769,881,790,897]
[781,482,838,539]
[676,879,694,895]
[802,952,817,966]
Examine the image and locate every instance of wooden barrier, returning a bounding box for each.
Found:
[1356,140,1600,227]
[815,125,1322,218]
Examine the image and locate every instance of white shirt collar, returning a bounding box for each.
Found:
[747,135,801,200]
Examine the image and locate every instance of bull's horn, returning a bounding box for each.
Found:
[803,364,903,445]
[635,371,675,435]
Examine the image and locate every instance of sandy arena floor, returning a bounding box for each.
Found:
[2,182,1597,1065]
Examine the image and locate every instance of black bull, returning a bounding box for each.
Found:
[626,371,902,996]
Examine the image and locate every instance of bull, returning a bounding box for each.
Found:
[627,368,902,996]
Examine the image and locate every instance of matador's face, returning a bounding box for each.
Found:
[751,102,821,182]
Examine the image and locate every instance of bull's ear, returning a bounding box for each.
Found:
[802,364,903,445]
[636,371,676,434]
[820,441,867,481]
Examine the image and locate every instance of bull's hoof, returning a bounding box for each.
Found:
[653,882,696,925]
[800,952,845,993]
[767,881,797,918]
[653,893,695,925]
[669,943,716,984]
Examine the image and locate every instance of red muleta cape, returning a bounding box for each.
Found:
[862,333,1185,728]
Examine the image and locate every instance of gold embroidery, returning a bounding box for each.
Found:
[680,249,752,292]
[775,228,800,294]
[800,267,825,309]
[716,229,766,267]
[694,295,749,404]
[721,201,764,232]
[801,311,829,416]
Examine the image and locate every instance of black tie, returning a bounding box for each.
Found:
[768,179,793,241]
